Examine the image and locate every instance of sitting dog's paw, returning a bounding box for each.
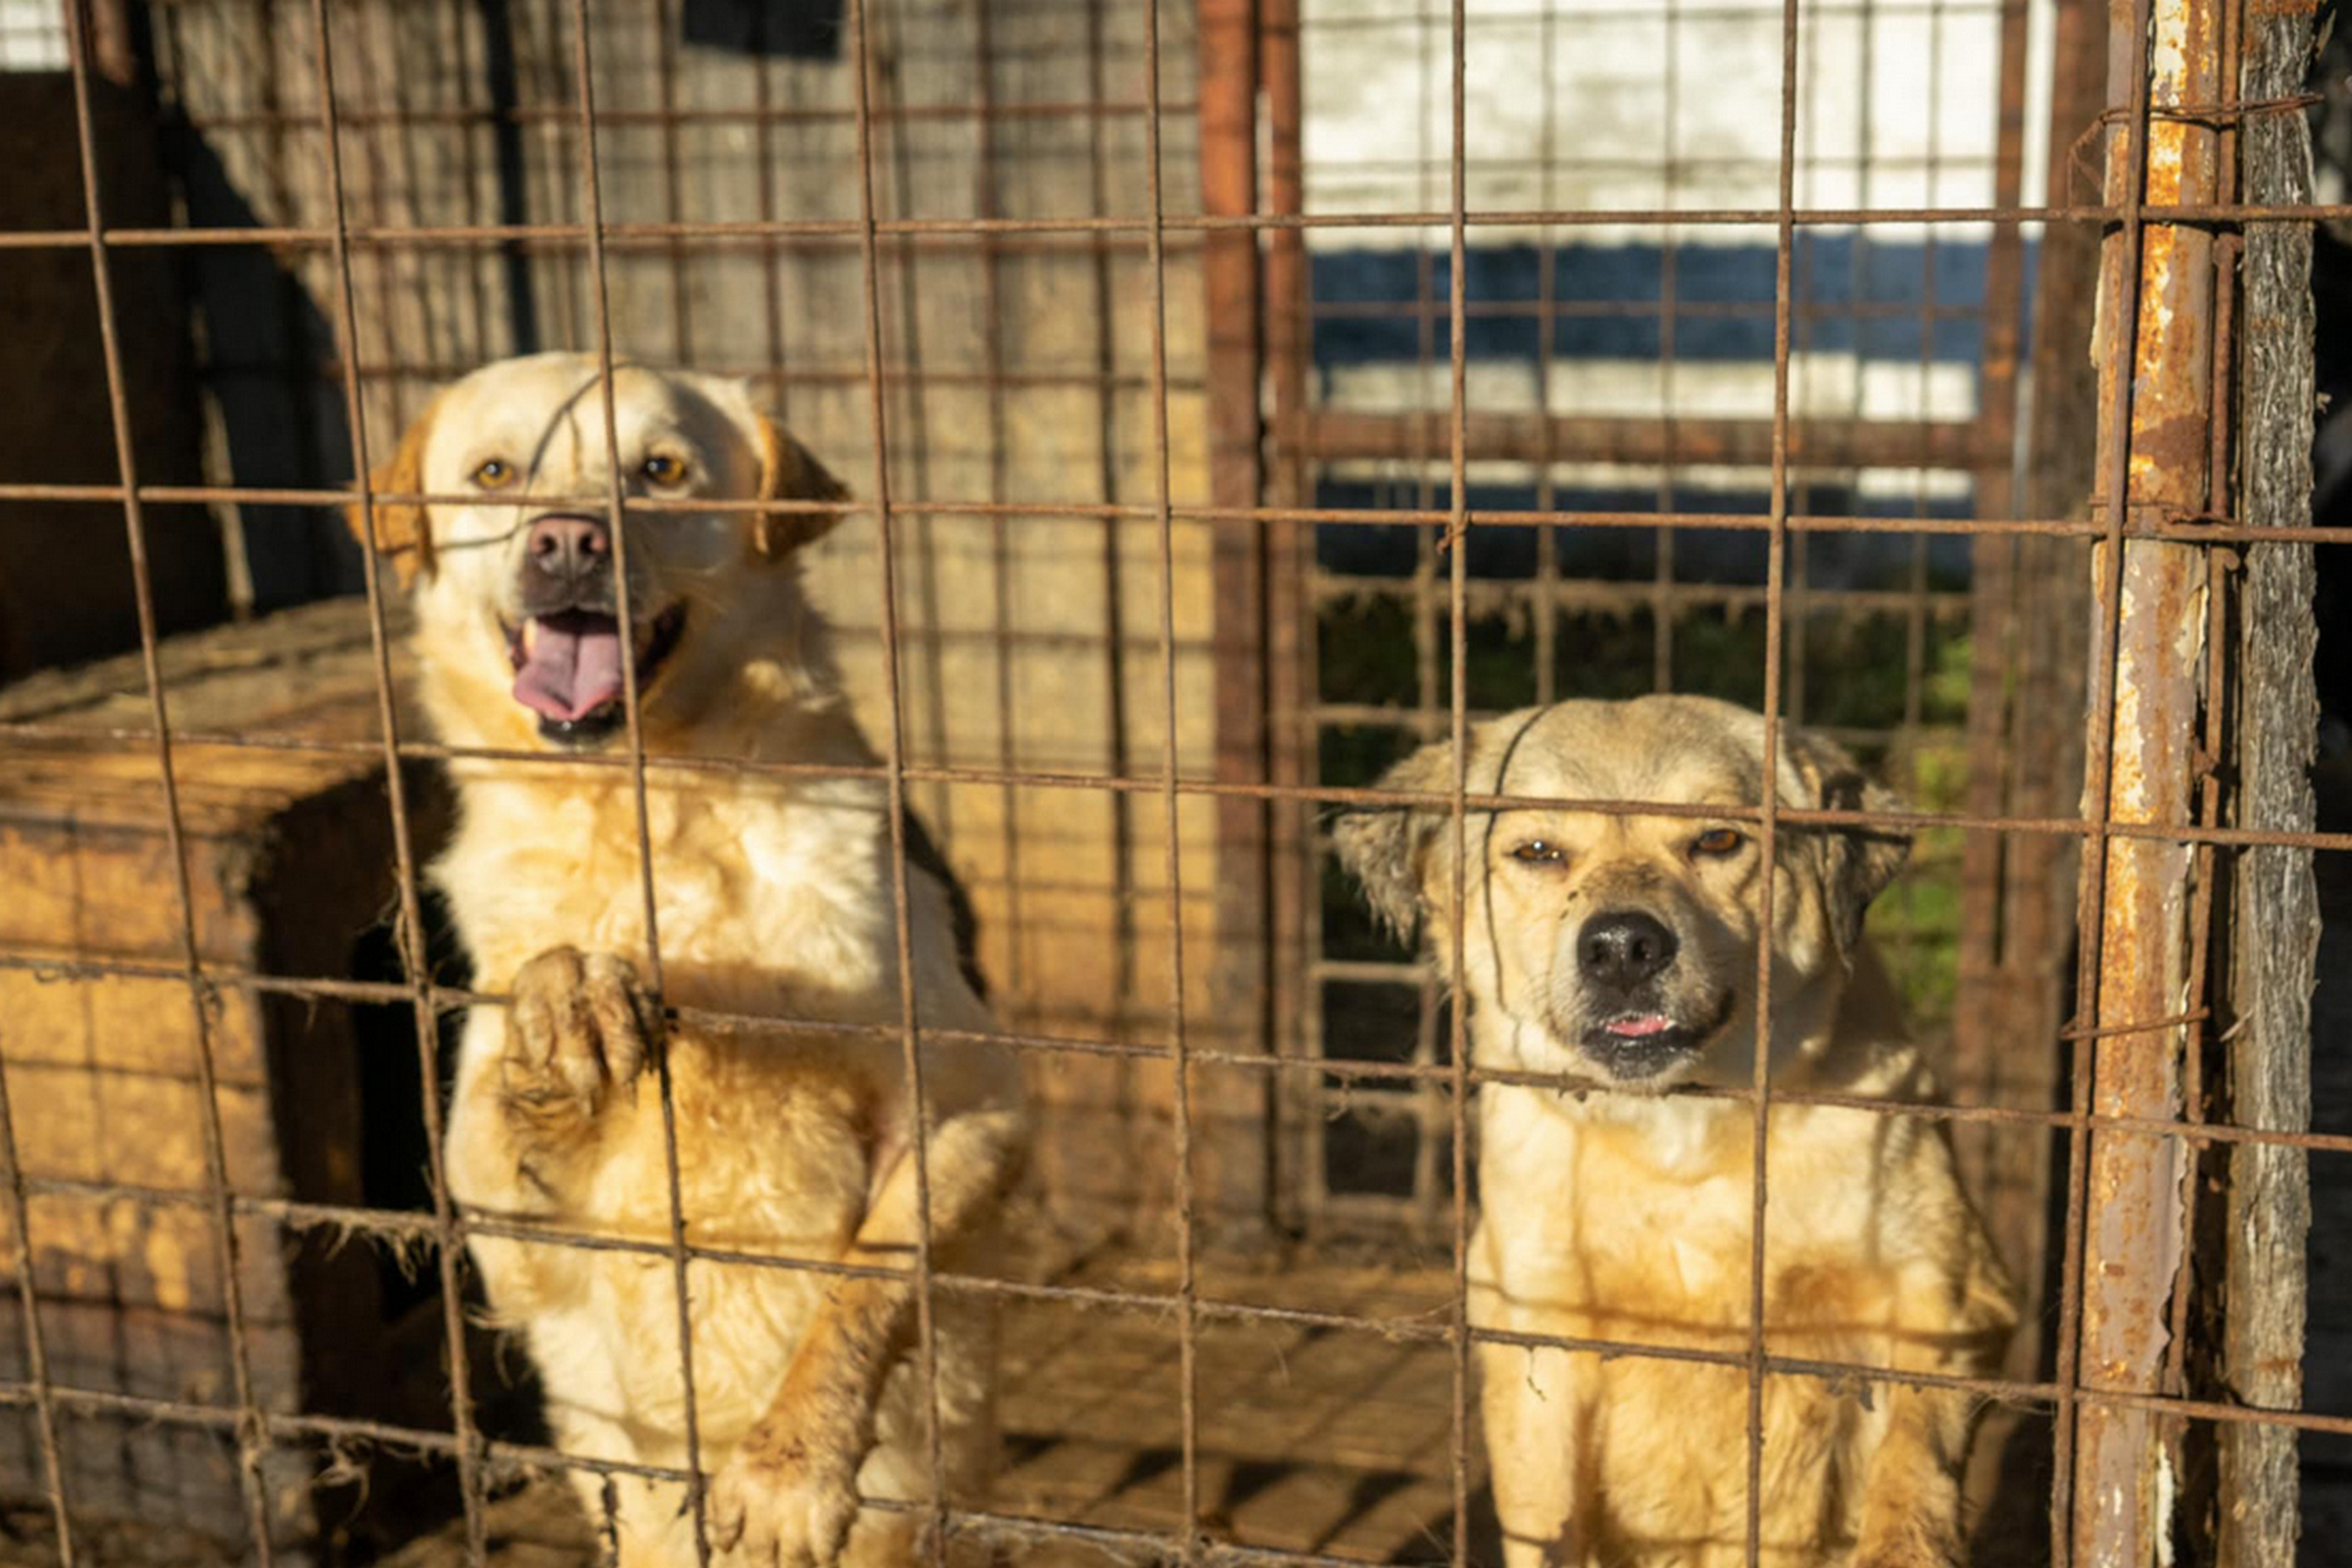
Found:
[708,1432,861,1568]
[500,946,659,1115]
[1851,1518,1963,1568]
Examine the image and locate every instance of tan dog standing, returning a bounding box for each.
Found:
[350,352,1026,1568]
[1335,697,2013,1568]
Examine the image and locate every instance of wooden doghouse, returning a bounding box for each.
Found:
[0,602,466,1562]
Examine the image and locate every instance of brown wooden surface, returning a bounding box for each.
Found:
[2220,5,2322,1564]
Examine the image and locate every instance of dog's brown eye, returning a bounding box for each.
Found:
[1510,840,1565,865]
[1691,827,1744,858]
[471,457,516,489]
[640,454,688,487]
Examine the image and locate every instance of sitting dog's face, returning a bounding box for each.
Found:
[1334,696,1910,1092]
[346,352,847,751]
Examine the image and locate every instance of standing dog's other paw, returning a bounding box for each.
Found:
[709,1425,863,1568]
[500,946,660,1118]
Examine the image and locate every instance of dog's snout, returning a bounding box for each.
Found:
[1577,910,1678,990]
[525,514,611,577]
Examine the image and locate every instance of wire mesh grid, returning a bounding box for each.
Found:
[1270,0,2024,1241]
[0,0,2343,1566]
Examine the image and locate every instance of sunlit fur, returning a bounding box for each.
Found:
[1334,696,2014,1568]
[351,353,1026,1568]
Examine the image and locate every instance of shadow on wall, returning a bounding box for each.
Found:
[681,0,846,58]
[0,73,224,682]
[166,116,368,612]
[155,0,552,615]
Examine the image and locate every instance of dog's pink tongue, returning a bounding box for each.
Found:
[1604,1013,1673,1039]
[513,612,625,721]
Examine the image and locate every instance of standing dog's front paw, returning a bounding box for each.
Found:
[500,946,659,1118]
[709,1431,862,1568]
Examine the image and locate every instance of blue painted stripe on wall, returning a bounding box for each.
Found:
[1310,481,1978,589]
[1308,237,2035,368]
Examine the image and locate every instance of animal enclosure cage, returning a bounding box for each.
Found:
[0,0,2342,1564]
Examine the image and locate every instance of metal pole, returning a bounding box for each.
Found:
[2064,0,2224,1561]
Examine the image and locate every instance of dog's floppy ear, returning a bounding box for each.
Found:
[1331,739,1457,939]
[1784,726,1910,959]
[752,416,852,559]
[345,396,442,587]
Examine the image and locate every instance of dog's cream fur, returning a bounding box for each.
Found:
[1335,697,2014,1568]
[353,353,1026,1568]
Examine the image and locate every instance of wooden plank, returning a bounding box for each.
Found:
[2218,5,2320,1564]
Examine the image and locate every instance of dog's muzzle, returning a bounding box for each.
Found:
[1572,908,1713,1081]
[505,513,684,747]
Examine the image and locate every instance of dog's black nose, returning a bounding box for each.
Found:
[1578,910,1678,989]
[525,514,610,578]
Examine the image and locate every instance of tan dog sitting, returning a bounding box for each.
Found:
[1334,697,2014,1568]
[349,352,1026,1568]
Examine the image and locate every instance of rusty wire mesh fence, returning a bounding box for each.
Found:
[1267,0,2034,1242]
[0,0,2340,1565]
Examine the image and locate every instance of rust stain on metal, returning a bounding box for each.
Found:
[2070,0,2220,1563]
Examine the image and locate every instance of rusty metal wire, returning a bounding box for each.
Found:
[2051,0,2169,1558]
[561,0,720,1560]
[19,477,2352,548]
[52,3,278,1562]
[307,0,495,1558]
[1131,0,1209,1559]
[1441,11,1474,1568]
[7,934,2348,1156]
[842,0,954,1556]
[1733,2,1802,1556]
[167,97,1195,133]
[13,196,2352,253]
